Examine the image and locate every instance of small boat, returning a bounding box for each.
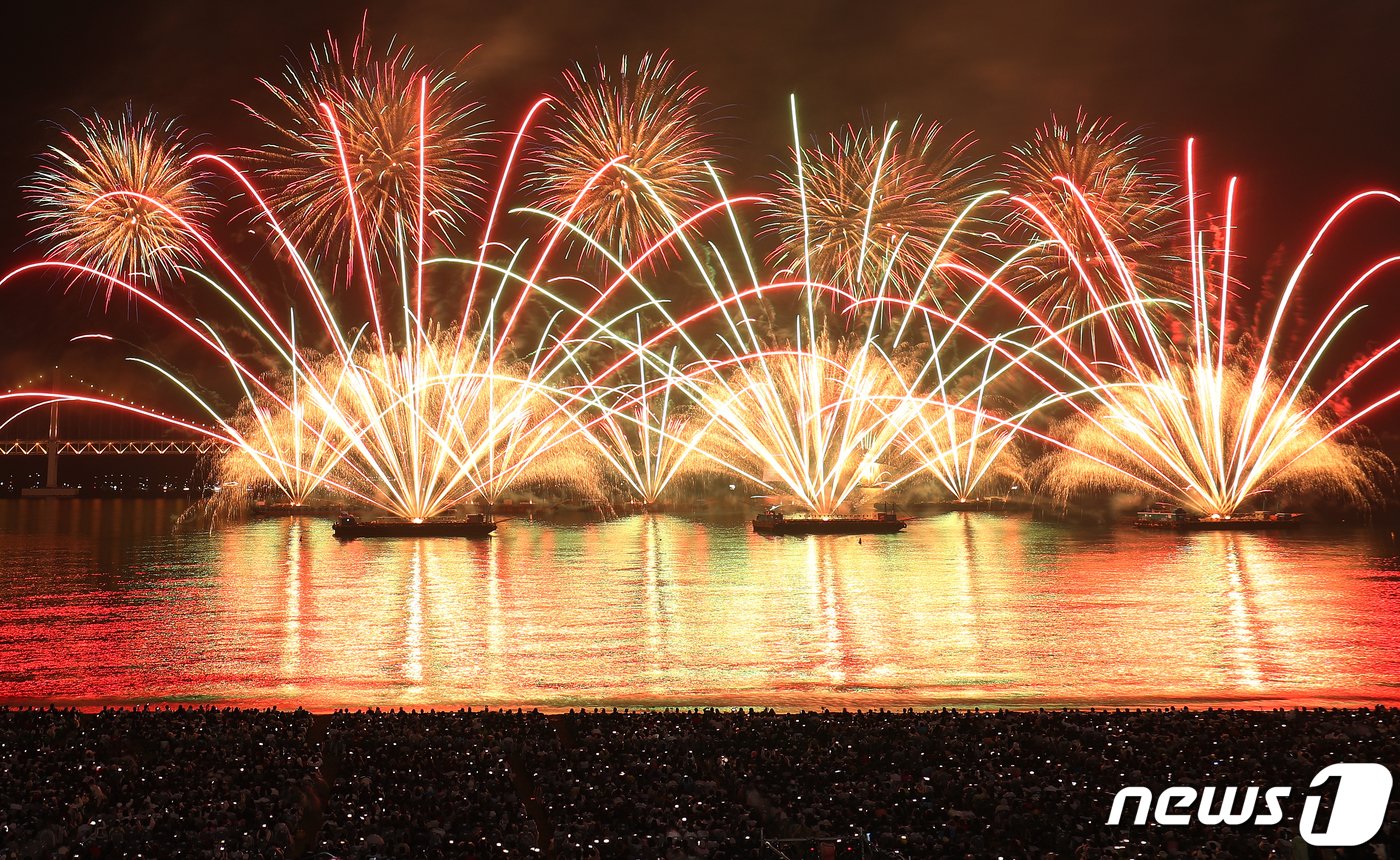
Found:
[332,513,497,539]
[752,505,908,536]
[1134,503,1304,531]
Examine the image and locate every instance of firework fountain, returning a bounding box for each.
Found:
[1029,141,1398,517]
[3,49,661,521]
[2,38,1397,529]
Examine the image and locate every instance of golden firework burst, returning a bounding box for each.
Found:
[1000,111,1182,324]
[244,33,486,279]
[532,53,719,264]
[767,120,981,299]
[25,108,213,291]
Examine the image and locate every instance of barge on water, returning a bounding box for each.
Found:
[1134,503,1304,531]
[752,505,908,536]
[332,513,497,539]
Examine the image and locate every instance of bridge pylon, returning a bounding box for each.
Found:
[21,401,78,498]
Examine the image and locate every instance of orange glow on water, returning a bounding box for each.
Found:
[0,500,1398,710]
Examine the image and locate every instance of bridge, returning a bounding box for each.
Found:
[2,396,224,496]
[0,439,223,456]
[1,433,224,497]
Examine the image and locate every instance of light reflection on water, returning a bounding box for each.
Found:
[1,499,1398,709]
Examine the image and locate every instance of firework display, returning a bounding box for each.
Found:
[1029,141,1398,516]
[767,120,981,300]
[244,33,485,280]
[3,40,1398,525]
[531,53,718,263]
[24,108,214,293]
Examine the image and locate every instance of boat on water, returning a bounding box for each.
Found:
[332,513,497,539]
[752,505,908,536]
[1134,502,1304,531]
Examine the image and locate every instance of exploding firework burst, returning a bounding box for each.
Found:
[24,108,214,291]
[244,33,486,279]
[532,53,718,262]
[1001,111,1181,326]
[767,120,981,300]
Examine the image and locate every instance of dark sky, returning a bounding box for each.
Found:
[7,2,1397,188]
[2,0,1399,406]
[6,1,1399,234]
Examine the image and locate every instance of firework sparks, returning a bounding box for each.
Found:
[531,53,719,263]
[1030,142,1398,516]
[581,353,715,506]
[767,120,981,300]
[216,359,345,507]
[1001,111,1182,326]
[24,108,214,292]
[894,397,1025,503]
[635,260,1048,519]
[312,332,600,518]
[687,338,917,516]
[1039,361,1383,514]
[244,33,486,279]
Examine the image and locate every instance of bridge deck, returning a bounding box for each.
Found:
[0,440,225,456]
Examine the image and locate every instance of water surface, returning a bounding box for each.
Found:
[1,499,1398,710]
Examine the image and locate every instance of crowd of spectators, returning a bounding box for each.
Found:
[0,706,315,858]
[708,707,1400,858]
[1,705,1397,859]
[537,709,765,859]
[317,708,542,858]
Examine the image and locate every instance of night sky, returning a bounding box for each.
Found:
[3,0,1399,417]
